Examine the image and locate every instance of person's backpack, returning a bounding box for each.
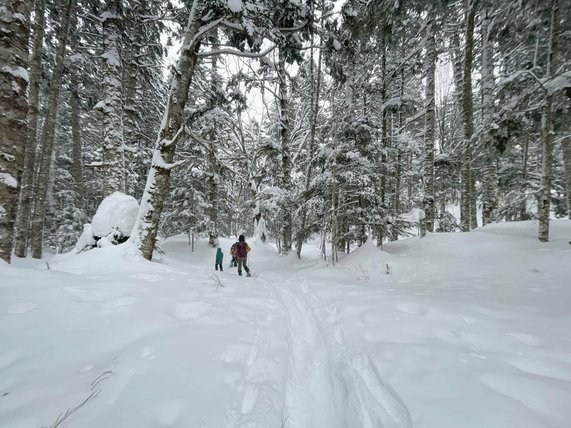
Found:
[230,243,237,257]
[235,242,248,258]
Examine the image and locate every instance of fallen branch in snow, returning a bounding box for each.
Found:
[386,263,391,275]
[43,371,113,428]
[281,416,289,427]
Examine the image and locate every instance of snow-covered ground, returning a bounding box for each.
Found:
[1,220,570,428]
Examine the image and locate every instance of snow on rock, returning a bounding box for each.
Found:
[74,224,96,253]
[91,192,139,238]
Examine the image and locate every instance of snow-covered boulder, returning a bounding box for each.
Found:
[91,192,139,238]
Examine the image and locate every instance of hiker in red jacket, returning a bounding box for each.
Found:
[232,235,251,277]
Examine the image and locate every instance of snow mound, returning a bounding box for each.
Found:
[91,192,139,238]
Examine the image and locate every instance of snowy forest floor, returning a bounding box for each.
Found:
[1,220,571,428]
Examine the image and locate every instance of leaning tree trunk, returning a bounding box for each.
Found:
[13,0,43,258]
[422,10,436,236]
[101,0,126,196]
[538,0,560,242]
[0,0,30,263]
[278,49,293,255]
[460,1,476,232]
[29,0,75,259]
[480,8,497,226]
[131,0,204,260]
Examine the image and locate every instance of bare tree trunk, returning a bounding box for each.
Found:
[278,49,292,255]
[520,136,530,220]
[296,31,322,258]
[101,0,125,196]
[538,0,560,242]
[391,67,405,241]
[0,0,30,263]
[30,0,75,259]
[461,1,476,232]
[207,35,220,248]
[69,22,85,209]
[13,0,43,258]
[422,9,436,236]
[480,8,497,226]
[131,0,204,260]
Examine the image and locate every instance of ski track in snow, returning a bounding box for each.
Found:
[221,274,411,428]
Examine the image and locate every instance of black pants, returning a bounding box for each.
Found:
[215,262,223,271]
[237,258,249,275]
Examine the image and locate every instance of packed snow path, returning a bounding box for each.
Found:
[1,220,570,427]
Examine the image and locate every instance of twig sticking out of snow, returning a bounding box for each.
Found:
[209,273,224,289]
[43,370,113,428]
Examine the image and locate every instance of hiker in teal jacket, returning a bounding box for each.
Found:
[215,247,223,271]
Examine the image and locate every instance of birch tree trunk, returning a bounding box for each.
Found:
[0,0,30,263]
[30,0,74,259]
[422,10,436,236]
[131,0,204,260]
[480,8,497,226]
[13,0,43,258]
[460,1,476,232]
[538,0,560,242]
[101,0,126,196]
[278,49,292,255]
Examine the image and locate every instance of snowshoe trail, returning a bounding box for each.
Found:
[275,279,412,428]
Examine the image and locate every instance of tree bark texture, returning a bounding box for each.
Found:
[460,1,475,232]
[278,50,292,255]
[13,0,41,258]
[422,11,436,236]
[538,0,559,242]
[132,0,203,260]
[102,0,126,197]
[29,0,74,259]
[0,0,30,262]
[480,8,497,226]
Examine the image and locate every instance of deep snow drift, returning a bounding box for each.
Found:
[1,220,570,428]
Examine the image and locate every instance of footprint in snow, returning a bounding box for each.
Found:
[98,296,137,309]
[0,349,25,370]
[395,302,428,316]
[5,303,36,314]
[509,332,542,346]
[154,399,185,427]
[138,346,156,361]
[171,301,211,320]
